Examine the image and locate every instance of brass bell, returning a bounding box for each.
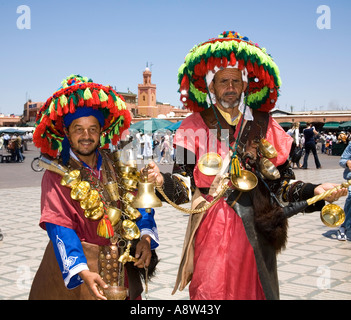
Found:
[320,204,346,227]
[133,165,162,212]
[133,181,162,212]
[259,138,278,159]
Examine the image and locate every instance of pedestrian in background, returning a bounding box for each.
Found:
[302,122,321,169]
[338,141,351,240]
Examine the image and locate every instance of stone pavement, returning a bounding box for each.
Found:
[0,145,350,300]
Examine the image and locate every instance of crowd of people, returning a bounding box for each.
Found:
[129,131,175,164]
[0,131,33,163]
[287,122,351,169]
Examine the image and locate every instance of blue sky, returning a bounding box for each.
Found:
[0,0,350,115]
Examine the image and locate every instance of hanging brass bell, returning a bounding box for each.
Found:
[133,180,162,212]
[133,165,162,212]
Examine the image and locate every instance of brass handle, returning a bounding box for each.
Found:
[306,180,351,206]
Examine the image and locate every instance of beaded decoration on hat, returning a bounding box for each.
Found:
[178,31,281,113]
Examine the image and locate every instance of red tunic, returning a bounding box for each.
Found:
[174,112,292,300]
[40,170,110,246]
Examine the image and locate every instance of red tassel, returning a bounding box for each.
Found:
[63,102,69,114]
[222,56,228,68]
[107,94,114,110]
[57,102,63,116]
[85,98,93,107]
[230,52,237,66]
[246,59,254,74]
[69,98,76,113]
[49,110,57,121]
[92,90,100,106]
[78,98,84,107]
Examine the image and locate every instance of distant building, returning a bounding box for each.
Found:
[23,100,44,125]
[0,114,21,126]
[18,68,190,126]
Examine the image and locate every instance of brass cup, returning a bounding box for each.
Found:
[105,181,119,201]
[122,192,135,204]
[259,138,278,159]
[320,204,346,227]
[60,170,81,188]
[103,285,128,300]
[259,158,281,180]
[231,170,258,192]
[122,177,138,191]
[84,202,104,220]
[71,181,91,200]
[121,220,140,240]
[197,152,223,176]
[80,189,101,210]
[124,205,142,220]
[106,207,122,226]
[119,165,137,177]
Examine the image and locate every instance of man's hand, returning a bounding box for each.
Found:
[142,161,164,187]
[134,235,152,269]
[79,269,108,300]
[314,183,348,203]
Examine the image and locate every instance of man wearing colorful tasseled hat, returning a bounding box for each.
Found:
[29,75,159,300]
[146,31,346,299]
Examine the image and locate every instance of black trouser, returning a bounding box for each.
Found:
[302,142,321,168]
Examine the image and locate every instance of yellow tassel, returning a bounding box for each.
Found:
[99,89,109,102]
[83,87,93,101]
[230,156,242,177]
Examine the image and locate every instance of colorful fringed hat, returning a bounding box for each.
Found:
[178,31,281,113]
[33,74,131,158]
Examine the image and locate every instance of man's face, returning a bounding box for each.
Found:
[65,116,101,157]
[209,68,247,109]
